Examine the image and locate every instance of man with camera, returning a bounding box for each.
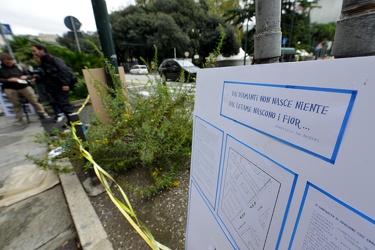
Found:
[0,53,50,124]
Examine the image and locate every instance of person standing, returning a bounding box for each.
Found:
[32,56,65,123]
[31,44,74,127]
[0,53,50,124]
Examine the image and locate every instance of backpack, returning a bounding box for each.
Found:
[68,67,77,90]
[44,54,77,90]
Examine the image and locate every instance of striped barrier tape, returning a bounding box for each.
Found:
[71,95,171,250]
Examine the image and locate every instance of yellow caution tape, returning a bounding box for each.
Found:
[76,95,91,115]
[70,96,171,250]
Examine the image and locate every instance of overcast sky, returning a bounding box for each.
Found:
[310,0,342,24]
[0,0,134,36]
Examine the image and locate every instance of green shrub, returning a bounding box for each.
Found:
[69,77,89,101]
[84,48,194,196]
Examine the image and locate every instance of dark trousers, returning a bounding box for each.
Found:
[36,83,63,116]
[46,87,73,121]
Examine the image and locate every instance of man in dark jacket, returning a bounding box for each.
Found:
[33,56,65,123]
[0,53,50,124]
[31,44,74,127]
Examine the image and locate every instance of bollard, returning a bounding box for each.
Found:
[69,112,100,186]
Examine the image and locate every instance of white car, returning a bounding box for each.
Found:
[129,65,148,75]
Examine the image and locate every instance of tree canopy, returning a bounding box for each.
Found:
[56,31,100,55]
[109,0,240,66]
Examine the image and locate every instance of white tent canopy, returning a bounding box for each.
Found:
[216,48,252,66]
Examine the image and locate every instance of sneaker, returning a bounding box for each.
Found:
[54,114,65,123]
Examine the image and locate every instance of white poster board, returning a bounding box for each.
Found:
[186,56,375,250]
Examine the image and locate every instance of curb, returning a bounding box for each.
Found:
[58,159,113,250]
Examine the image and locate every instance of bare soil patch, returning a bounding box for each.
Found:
[77,167,190,250]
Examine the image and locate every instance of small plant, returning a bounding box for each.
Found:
[27,129,85,173]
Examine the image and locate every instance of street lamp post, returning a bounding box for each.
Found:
[244,19,249,65]
[91,0,119,90]
[288,1,296,48]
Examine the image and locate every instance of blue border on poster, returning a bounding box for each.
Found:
[216,134,298,249]
[219,81,357,164]
[191,116,224,210]
[289,182,375,249]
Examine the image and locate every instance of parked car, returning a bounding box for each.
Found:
[158,59,200,82]
[130,65,148,75]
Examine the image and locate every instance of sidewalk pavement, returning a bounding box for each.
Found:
[0,112,113,250]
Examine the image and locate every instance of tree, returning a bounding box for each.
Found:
[109,0,240,66]
[223,1,256,56]
[135,0,155,5]
[197,14,240,59]
[1,35,33,64]
[110,5,157,65]
[205,0,241,16]
[149,13,191,59]
[310,22,336,52]
[281,0,321,51]
[56,31,100,54]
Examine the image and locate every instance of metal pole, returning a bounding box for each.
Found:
[244,19,249,65]
[91,0,119,89]
[288,1,296,48]
[0,23,16,61]
[70,16,81,53]
[254,0,281,64]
